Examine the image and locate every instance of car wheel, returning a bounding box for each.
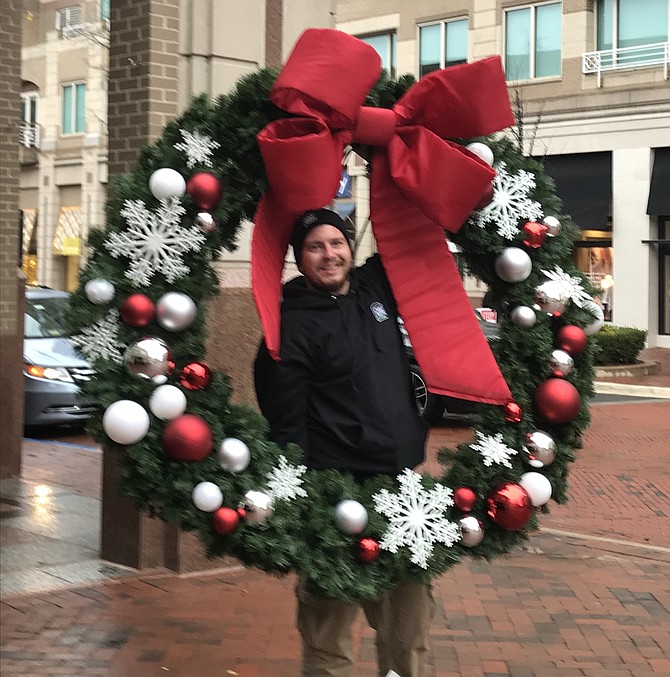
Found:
[409,364,444,425]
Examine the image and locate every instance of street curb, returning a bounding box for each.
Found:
[593,381,670,399]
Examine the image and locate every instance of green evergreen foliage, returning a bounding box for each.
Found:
[591,325,647,365]
[66,67,595,602]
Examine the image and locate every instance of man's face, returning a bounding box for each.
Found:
[299,224,353,295]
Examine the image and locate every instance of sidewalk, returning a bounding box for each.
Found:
[1,351,669,676]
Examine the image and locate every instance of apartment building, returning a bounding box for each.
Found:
[19,0,110,292]
[334,0,670,347]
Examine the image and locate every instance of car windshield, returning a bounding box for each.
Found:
[24,296,70,338]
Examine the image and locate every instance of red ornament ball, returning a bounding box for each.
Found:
[503,401,523,423]
[486,482,533,531]
[356,537,380,563]
[212,507,240,535]
[162,413,213,461]
[534,378,581,424]
[179,362,212,390]
[120,293,155,327]
[453,487,477,512]
[475,182,495,210]
[556,325,588,355]
[521,221,548,249]
[186,172,223,210]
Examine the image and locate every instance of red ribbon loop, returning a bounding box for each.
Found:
[252,29,514,405]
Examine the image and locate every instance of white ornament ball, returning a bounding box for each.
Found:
[549,349,574,377]
[583,299,605,336]
[510,305,537,328]
[459,515,485,547]
[333,500,368,535]
[149,384,187,421]
[542,215,562,237]
[156,292,197,332]
[494,247,533,283]
[149,167,186,200]
[466,142,495,166]
[520,472,553,507]
[102,399,150,445]
[217,438,251,473]
[192,481,224,512]
[84,278,115,304]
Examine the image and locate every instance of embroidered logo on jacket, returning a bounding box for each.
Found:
[370,301,389,323]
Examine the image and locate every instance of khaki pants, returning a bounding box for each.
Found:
[296,579,435,677]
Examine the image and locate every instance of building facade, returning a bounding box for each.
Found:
[334,0,670,347]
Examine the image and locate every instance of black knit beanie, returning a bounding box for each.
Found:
[291,208,354,262]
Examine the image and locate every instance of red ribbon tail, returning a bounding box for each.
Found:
[370,154,512,405]
[251,194,295,361]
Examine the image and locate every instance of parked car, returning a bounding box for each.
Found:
[23,287,97,428]
[400,309,500,424]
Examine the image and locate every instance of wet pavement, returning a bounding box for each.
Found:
[1,349,669,676]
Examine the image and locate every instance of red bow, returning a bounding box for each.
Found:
[252,28,513,405]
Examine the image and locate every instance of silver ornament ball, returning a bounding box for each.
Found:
[333,500,369,535]
[495,247,533,283]
[156,292,197,332]
[239,489,274,526]
[510,305,537,328]
[149,167,186,200]
[583,299,605,336]
[217,437,251,473]
[459,515,485,547]
[194,212,218,234]
[524,430,556,468]
[542,215,562,237]
[534,280,569,316]
[123,337,172,379]
[549,349,574,377]
[84,278,115,304]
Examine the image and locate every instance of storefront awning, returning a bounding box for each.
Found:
[646,147,670,216]
[540,152,612,230]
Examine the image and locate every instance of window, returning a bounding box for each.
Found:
[359,33,396,77]
[597,0,668,66]
[659,217,670,335]
[20,92,39,148]
[418,19,468,77]
[505,2,562,80]
[100,0,110,22]
[61,83,86,134]
[55,6,82,30]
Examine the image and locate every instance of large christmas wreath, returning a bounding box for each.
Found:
[67,31,600,602]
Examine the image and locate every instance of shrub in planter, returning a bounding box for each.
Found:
[592,325,647,365]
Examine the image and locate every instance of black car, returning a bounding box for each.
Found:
[399,309,500,424]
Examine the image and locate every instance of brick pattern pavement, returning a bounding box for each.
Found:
[1,533,669,677]
[2,398,670,676]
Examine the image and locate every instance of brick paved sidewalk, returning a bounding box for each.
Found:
[1,532,668,677]
[2,400,670,676]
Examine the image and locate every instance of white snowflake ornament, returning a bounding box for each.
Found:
[372,469,460,569]
[174,128,220,169]
[70,309,125,364]
[541,266,592,308]
[471,431,518,468]
[104,197,205,287]
[470,162,543,239]
[265,455,308,502]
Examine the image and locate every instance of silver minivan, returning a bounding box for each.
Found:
[23,287,96,428]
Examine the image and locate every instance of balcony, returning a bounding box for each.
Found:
[582,42,669,87]
[19,123,40,149]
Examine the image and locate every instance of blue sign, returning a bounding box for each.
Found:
[336,170,352,198]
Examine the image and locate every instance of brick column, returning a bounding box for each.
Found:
[103,0,182,569]
[0,0,25,480]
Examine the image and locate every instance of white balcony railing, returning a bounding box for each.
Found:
[583,41,669,86]
[19,123,40,149]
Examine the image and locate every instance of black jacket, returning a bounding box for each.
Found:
[254,254,427,475]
